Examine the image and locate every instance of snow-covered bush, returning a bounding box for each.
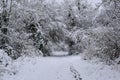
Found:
[96,28,120,63]
[0,49,12,66]
[67,29,84,55]
[80,26,120,63]
[93,0,120,63]
[0,49,11,78]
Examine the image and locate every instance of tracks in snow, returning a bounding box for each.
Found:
[70,66,82,80]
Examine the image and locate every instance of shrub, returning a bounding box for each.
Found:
[97,28,120,63]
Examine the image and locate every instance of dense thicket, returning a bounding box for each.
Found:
[0,0,120,64]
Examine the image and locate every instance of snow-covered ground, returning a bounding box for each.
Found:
[1,54,120,80]
[51,51,69,56]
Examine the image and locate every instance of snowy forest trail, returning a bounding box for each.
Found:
[2,55,120,80]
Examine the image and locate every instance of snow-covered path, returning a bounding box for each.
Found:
[2,56,120,80]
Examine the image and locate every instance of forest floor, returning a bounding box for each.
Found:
[1,52,120,80]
